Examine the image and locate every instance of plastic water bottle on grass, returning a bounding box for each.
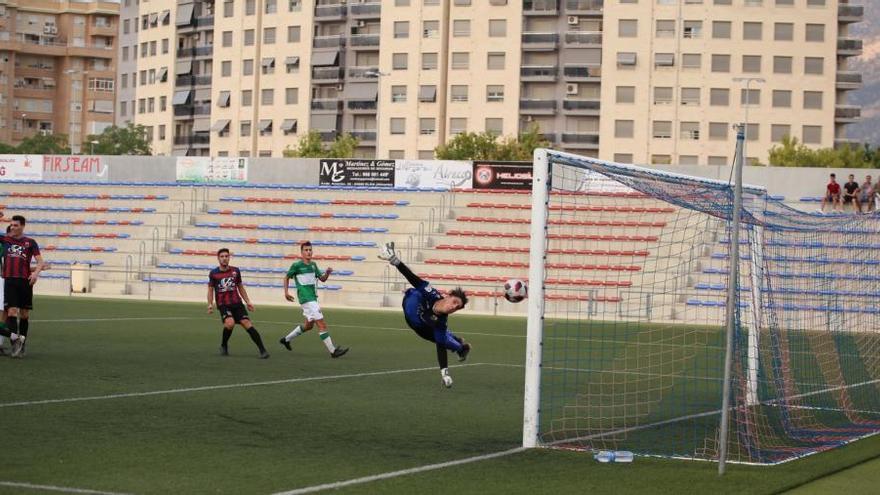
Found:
[593,450,634,463]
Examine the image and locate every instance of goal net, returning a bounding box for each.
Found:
[522,149,880,465]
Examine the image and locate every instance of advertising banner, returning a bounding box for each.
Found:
[43,155,109,182]
[0,155,43,181]
[579,169,636,194]
[472,161,532,190]
[176,157,248,183]
[319,159,395,187]
[394,160,472,189]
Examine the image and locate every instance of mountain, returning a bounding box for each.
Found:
[847,0,880,145]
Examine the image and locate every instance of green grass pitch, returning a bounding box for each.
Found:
[1,296,879,494]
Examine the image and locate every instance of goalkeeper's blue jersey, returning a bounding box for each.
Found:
[402,280,448,338]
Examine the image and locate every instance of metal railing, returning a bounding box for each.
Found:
[564,31,602,45]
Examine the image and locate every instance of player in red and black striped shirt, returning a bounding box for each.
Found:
[207,248,268,358]
[1,214,44,358]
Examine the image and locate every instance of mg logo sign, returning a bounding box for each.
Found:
[320,161,346,183]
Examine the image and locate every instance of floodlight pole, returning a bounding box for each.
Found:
[718,125,746,475]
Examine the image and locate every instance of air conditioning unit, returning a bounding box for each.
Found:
[566,83,579,95]
[567,16,579,25]
[524,115,534,122]
[356,20,366,28]
[336,84,344,91]
[44,25,57,34]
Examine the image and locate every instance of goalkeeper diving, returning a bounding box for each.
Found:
[378,242,471,388]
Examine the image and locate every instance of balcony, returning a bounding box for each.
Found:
[311,99,343,111]
[835,105,861,122]
[563,65,601,81]
[563,99,601,115]
[312,66,344,81]
[564,31,602,46]
[838,4,864,23]
[179,15,213,30]
[566,0,603,14]
[173,104,211,117]
[347,100,377,111]
[173,133,211,146]
[315,5,346,20]
[541,132,557,143]
[350,2,380,17]
[348,66,379,78]
[349,130,377,143]
[834,137,860,149]
[177,45,213,58]
[350,34,380,48]
[314,35,346,48]
[836,71,862,90]
[522,32,559,51]
[319,130,338,142]
[520,65,558,81]
[524,0,558,15]
[561,132,600,149]
[519,99,557,114]
[838,38,863,57]
[175,74,212,87]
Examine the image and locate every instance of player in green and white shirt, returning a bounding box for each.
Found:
[279,241,349,358]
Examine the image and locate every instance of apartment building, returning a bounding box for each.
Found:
[0,0,119,153]
[118,0,861,162]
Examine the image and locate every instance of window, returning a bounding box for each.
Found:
[653,121,672,139]
[681,88,700,106]
[264,27,276,44]
[394,21,409,38]
[222,31,233,47]
[289,0,301,11]
[149,41,157,56]
[390,118,406,134]
[617,52,637,67]
[743,22,762,40]
[774,23,793,41]
[683,21,701,38]
[261,89,274,105]
[742,55,761,73]
[776,0,793,4]
[418,150,434,159]
[487,85,504,102]
[453,19,470,37]
[711,54,730,73]
[485,118,503,135]
[148,97,155,113]
[680,122,700,140]
[120,101,127,116]
[261,57,275,74]
[805,24,824,42]
[710,88,729,106]
[389,150,405,159]
[423,20,439,38]
[157,125,165,141]
[741,88,760,105]
[395,0,410,5]
[619,19,637,38]
[712,21,731,39]
[451,52,470,70]
[803,91,822,109]
[240,120,251,136]
[160,96,167,111]
[222,61,232,77]
[259,120,272,136]
[656,20,675,38]
[651,155,672,165]
[489,19,506,37]
[422,53,438,70]
[162,39,169,54]
[772,90,791,108]
[772,56,792,74]
[122,46,128,61]
[708,156,728,165]
[682,54,701,69]
[450,85,468,102]
[655,53,675,67]
[241,89,253,106]
[245,0,256,15]
[806,0,824,6]
[679,155,699,165]
[487,53,505,70]
[616,86,635,104]
[391,85,407,102]
[148,69,156,84]
[709,122,728,140]
[121,73,128,88]
[454,0,471,4]
[393,53,408,70]
[802,125,821,144]
[746,123,759,141]
[285,56,299,73]
[419,85,437,102]
[615,120,634,138]
[224,0,234,17]
[420,118,436,135]
[288,26,301,42]
[449,118,467,134]
[771,124,790,142]
[265,0,277,13]
[614,154,633,164]
[244,29,255,46]
[654,86,673,104]
[284,88,298,104]
[804,57,824,75]
[489,0,507,4]
[243,59,254,75]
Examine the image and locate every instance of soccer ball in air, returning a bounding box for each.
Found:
[504,279,528,303]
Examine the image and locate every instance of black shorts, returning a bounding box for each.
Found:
[4,277,33,311]
[218,303,249,324]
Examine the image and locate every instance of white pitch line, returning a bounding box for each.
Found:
[31,317,203,323]
[0,481,132,495]
[271,447,526,495]
[0,364,484,409]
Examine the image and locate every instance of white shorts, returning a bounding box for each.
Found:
[0,276,5,310]
[301,301,324,322]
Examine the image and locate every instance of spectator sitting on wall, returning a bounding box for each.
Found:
[821,173,842,212]
[859,175,875,213]
[842,174,861,213]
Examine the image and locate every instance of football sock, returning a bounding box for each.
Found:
[284,325,303,342]
[19,318,28,337]
[0,335,5,347]
[221,328,232,348]
[436,344,449,369]
[6,316,17,334]
[246,327,266,352]
[319,331,336,352]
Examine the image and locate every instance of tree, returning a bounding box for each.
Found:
[84,123,151,155]
[767,136,874,168]
[15,133,71,154]
[283,130,360,158]
[434,125,550,161]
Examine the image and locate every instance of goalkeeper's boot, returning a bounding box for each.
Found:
[330,346,349,358]
[220,345,229,356]
[378,242,399,265]
[279,337,292,351]
[441,368,453,388]
[457,342,471,362]
[11,336,25,358]
[259,350,270,359]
